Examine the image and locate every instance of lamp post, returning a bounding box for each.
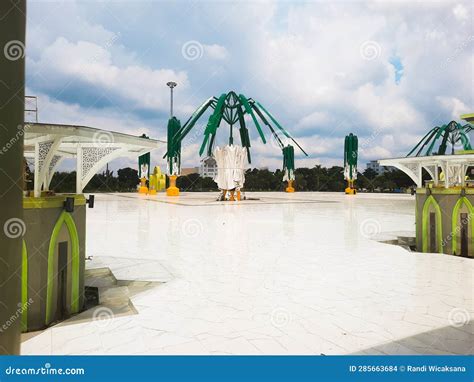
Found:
[166,81,177,118]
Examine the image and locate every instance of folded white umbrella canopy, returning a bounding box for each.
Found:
[213,145,246,190]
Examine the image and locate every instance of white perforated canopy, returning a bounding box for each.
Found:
[379,154,474,188]
[23,123,165,196]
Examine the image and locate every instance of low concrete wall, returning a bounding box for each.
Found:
[22,195,86,331]
[416,188,474,257]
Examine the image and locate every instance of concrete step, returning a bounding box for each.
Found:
[85,267,117,288]
[98,285,130,308]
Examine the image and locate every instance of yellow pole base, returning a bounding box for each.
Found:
[286,180,295,193]
[345,180,356,195]
[166,187,179,196]
[148,189,157,195]
[166,175,180,196]
[138,177,148,194]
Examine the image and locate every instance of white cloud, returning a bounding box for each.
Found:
[297,111,330,130]
[30,91,160,138]
[243,1,472,162]
[204,44,229,60]
[436,97,471,121]
[25,0,473,170]
[27,91,169,172]
[360,146,392,160]
[29,37,190,114]
[352,83,425,131]
[453,4,469,21]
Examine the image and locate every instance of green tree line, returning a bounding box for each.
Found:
[27,165,417,193]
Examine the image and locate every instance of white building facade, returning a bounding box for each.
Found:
[199,157,218,178]
[366,160,388,175]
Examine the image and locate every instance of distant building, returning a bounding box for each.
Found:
[366,160,388,175]
[181,167,199,176]
[199,156,218,178]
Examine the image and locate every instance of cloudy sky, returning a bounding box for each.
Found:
[26,0,473,171]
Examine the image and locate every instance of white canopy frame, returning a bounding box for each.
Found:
[379,154,474,189]
[24,123,165,196]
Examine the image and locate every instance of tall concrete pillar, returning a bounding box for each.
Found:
[0,0,26,355]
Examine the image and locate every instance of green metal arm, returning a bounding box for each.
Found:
[163,97,215,159]
[199,93,227,156]
[406,128,438,157]
[408,121,473,157]
[239,94,266,144]
[255,101,308,156]
[164,91,309,166]
[237,104,252,163]
[177,97,215,142]
[426,125,448,155]
[249,102,284,149]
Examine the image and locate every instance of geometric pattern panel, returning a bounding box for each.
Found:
[37,140,54,173]
[447,165,463,186]
[48,154,62,175]
[81,147,119,181]
[404,162,420,175]
[423,165,436,179]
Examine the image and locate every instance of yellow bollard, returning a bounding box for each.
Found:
[138,178,148,194]
[166,175,180,196]
[148,174,157,195]
[345,180,356,195]
[286,179,295,193]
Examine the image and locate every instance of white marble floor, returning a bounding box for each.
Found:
[22,192,473,355]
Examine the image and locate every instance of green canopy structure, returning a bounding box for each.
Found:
[138,153,150,177]
[282,145,295,181]
[164,91,307,174]
[166,117,182,176]
[407,120,473,157]
[344,133,358,181]
[344,133,358,194]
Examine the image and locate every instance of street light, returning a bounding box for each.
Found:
[166,81,177,118]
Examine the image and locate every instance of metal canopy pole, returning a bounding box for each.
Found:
[0,0,26,355]
[166,81,177,118]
